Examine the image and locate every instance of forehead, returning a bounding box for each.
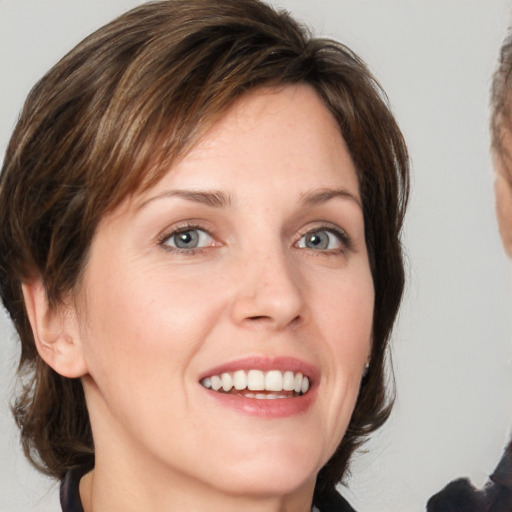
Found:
[131,84,360,208]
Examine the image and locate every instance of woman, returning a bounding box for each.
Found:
[0,1,409,511]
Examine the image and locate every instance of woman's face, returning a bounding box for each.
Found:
[75,85,374,499]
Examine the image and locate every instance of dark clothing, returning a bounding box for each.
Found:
[60,465,87,512]
[427,478,487,512]
[486,441,512,512]
[427,441,512,512]
[60,466,357,512]
[314,486,357,512]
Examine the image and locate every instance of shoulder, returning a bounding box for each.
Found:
[427,441,512,512]
[427,478,485,512]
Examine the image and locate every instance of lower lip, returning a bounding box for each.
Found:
[202,387,317,418]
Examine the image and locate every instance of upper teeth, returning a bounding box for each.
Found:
[201,369,310,394]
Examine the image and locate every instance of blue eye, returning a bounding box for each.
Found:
[296,229,344,251]
[162,228,214,250]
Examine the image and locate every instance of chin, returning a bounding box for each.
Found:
[217,469,316,499]
[202,446,323,498]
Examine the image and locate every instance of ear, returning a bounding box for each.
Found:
[22,279,88,378]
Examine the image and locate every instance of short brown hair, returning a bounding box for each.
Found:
[491,30,512,170]
[0,0,409,495]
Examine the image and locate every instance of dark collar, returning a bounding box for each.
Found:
[314,486,357,512]
[60,465,89,512]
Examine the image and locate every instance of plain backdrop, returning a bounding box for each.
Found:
[1,1,511,511]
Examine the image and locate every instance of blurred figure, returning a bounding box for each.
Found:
[427,444,511,512]
[427,30,512,512]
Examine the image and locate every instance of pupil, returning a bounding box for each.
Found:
[175,230,198,248]
[306,231,328,249]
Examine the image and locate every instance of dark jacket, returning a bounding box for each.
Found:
[427,441,512,512]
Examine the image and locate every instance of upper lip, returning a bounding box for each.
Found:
[198,356,319,384]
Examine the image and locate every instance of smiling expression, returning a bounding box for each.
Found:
[71,84,374,504]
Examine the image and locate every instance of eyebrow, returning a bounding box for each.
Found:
[139,186,361,210]
[300,187,362,209]
[139,189,231,209]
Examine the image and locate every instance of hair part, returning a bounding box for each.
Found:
[0,0,409,496]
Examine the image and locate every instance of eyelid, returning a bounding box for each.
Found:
[157,222,220,252]
[294,223,352,251]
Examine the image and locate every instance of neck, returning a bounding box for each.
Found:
[79,463,316,512]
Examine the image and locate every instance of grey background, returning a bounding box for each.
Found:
[1,1,511,511]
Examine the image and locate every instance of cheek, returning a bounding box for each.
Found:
[319,264,374,358]
[312,263,374,439]
[79,261,223,389]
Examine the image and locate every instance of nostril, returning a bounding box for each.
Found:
[246,314,302,327]
[231,284,305,329]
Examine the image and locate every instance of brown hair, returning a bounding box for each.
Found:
[0,0,409,496]
[491,30,512,172]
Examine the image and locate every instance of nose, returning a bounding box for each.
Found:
[230,249,306,330]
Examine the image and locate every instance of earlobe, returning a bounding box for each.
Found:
[22,280,88,378]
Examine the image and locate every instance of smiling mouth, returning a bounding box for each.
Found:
[200,369,310,398]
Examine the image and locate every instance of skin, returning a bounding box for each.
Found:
[25,84,374,512]
[493,123,512,256]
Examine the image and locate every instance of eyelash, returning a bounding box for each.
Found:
[157,222,216,254]
[157,222,352,255]
[295,224,352,255]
